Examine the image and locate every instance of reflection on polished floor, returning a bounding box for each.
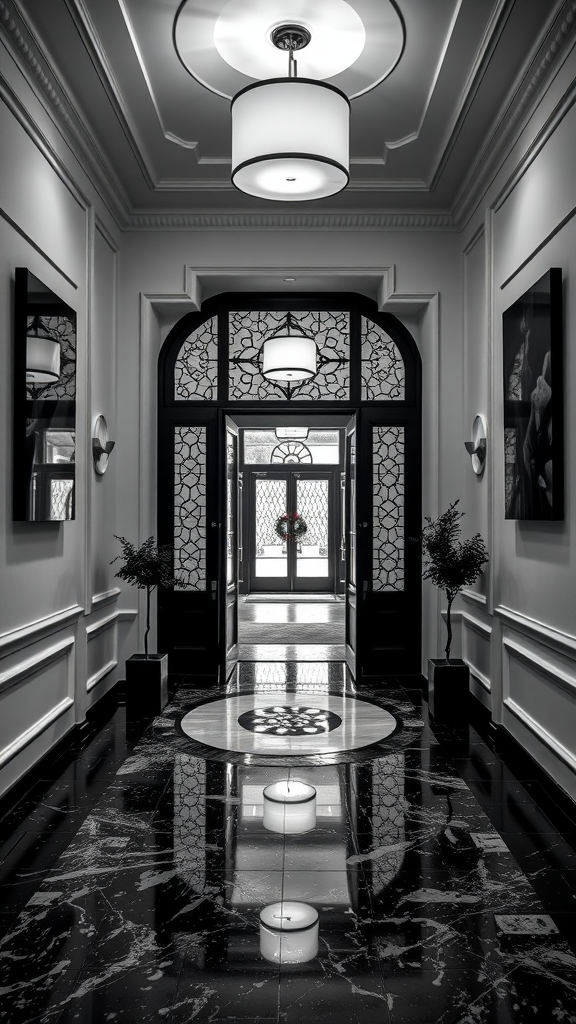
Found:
[238,595,346,662]
[2,666,576,1022]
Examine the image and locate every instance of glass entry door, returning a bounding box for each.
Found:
[246,469,337,593]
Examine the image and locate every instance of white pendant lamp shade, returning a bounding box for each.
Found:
[231,79,349,201]
[260,902,319,964]
[262,334,317,382]
[26,335,60,382]
[263,780,317,833]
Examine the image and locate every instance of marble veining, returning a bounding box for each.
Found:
[1,669,576,1022]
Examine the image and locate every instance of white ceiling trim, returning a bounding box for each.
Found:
[452,0,576,226]
[385,0,466,151]
[66,0,158,188]
[153,177,430,193]
[127,211,457,231]
[0,0,130,226]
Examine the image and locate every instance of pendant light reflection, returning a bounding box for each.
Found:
[261,312,317,383]
[263,780,317,834]
[260,901,319,963]
[26,327,60,383]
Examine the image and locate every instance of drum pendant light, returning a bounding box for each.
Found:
[231,26,350,202]
[261,311,317,382]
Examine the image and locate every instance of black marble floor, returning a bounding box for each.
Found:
[2,669,576,1023]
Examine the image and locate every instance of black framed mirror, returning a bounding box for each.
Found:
[13,269,76,521]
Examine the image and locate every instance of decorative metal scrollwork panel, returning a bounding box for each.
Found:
[174,426,206,590]
[174,317,218,400]
[373,426,404,591]
[229,310,350,401]
[361,317,405,401]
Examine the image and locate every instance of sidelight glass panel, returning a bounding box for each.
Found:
[373,426,404,591]
[296,478,329,578]
[255,478,288,577]
[174,317,218,400]
[361,317,405,401]
[174,426,206,590]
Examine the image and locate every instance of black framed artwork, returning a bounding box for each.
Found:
[503,268,563,521]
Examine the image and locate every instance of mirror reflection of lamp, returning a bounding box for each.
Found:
[26,320,60,383]
[259,901,319,963]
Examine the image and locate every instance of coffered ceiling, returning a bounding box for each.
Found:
[12,0,570,219]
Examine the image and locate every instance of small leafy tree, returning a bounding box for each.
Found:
[421,501,488,662]
[111,536,186,659]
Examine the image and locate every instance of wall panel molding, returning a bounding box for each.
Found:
[504,697,576,775]
[461,588,488,607]
[462,612,492,640]
[497,605,576,659]
[503,635,576,698]
[91,587,121,609]
[0,636,74,696]
[0,696,74,770]
[87,659,117,692]
[0,606,83,656]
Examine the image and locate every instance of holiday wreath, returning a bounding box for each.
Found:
[274,512,308,541]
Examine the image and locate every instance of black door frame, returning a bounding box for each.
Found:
[158,292,421,683]
[243,465,340,594]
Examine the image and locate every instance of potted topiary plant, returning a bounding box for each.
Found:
[421,501,488,723]
[111,535,187,717]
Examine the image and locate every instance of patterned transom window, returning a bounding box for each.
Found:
[173,309,405,403]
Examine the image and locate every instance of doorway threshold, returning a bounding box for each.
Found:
[238,644,346,661]
[243,593,343,602]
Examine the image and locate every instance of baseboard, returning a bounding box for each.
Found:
[0,681,121,821]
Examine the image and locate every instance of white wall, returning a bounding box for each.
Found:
[0,37,130,799]
[115,227,462,666]
[458,43,576,797]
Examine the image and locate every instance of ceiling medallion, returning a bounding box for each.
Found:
[174,0,405,201]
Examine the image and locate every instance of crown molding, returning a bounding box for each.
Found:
[453,0,576,227]
[0,0,130,227]
[127,210,456,231]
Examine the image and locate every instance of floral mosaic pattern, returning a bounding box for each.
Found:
[238,705,342,736]
[174,426,206,590]
[373,425,404,591]
[361,317,404,401]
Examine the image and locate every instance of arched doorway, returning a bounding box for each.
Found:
[158,293,421,685]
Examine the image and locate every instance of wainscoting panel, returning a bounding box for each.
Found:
[502,631,576,801]
[86,612,119,702]
[462,612,492,706]
[0,635,76,798]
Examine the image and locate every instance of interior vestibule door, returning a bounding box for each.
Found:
[245,467,337,594]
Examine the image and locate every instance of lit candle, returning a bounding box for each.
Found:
[259,901,319,963]
[262,780,316,834]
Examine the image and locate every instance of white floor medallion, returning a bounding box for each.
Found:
[179,693,398,755]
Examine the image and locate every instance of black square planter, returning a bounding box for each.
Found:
[125,653,168,718]
[427,659,470,724]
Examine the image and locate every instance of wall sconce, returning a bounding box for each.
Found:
[259,901,319,963]
[92,414,115,475]
[464,414,487,476]
[263,780,316,834]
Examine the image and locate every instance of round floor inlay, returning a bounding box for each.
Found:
[178,692,398,756]
[238,705,341,736]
